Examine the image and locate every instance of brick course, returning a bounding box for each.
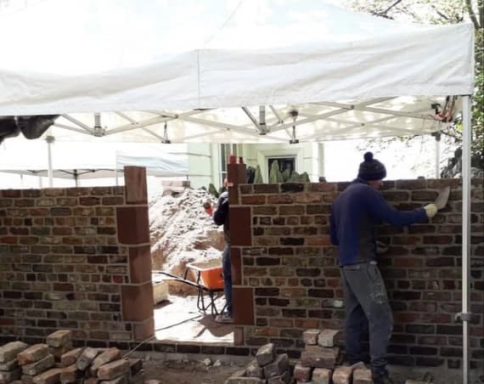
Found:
[232,179,484,371]
[1,174,483,372]
[0,167,152,344]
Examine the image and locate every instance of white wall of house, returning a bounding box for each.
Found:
[185,142,326,189]
[0,139,324,190]
[239,143,324,183]
[186,143,218,189]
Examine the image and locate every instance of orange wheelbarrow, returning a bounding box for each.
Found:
[157,259,225,316]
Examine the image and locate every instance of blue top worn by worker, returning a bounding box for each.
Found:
[330,152,438,384]
[212,188,233,324]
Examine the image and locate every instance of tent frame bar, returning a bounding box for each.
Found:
[49,97,441,143]
[460,95,472,384]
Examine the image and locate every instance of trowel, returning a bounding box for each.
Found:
[434,186,450,210]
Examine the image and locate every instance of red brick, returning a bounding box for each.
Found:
[116,206,150,244]
[32,368,62,384]
[302,329,320,345]
[241,195,267,205]
[0,341,28,363]
[352,368,372,384]
[293,363,312,381]
[128,246,151,284]
[233,288,254,325]
[124,167,147,204]
[332,366,352,384]
[121,283,153,321]
[312,367,332,384]
[230,207,252,246]
[60,349,82,368]
[17,344,49,366]
[90,348,122,375]
[300,346,339,369]
[97,359,130,380]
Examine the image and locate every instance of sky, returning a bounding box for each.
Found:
[324,136,453,182]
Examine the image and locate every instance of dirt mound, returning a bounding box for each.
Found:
[149,188,225,294]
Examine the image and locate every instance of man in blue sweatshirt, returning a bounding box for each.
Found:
[330,152,437,384]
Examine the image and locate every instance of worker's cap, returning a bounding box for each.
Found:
[358,152,387,181]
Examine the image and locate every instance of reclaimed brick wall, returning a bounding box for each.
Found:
[230,178,484,371]
[0,167,153,345]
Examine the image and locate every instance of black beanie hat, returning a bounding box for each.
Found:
[358,152,387,181]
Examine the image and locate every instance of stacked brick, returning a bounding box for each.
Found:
[0,331,143,384]
[0,341,28,384]
[225,343,291,384]
[294,329,372,384]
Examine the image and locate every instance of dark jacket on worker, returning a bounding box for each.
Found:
[213,191,230,243]
[330,178,427,266]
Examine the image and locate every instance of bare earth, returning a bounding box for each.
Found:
[143,358,244,384]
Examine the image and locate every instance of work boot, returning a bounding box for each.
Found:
[372,369,394,384]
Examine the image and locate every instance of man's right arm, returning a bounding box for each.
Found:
[366,189,429,226]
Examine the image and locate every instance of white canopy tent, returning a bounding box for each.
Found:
[0,0,474,144]
[0,1,475,381]
[0,138,190,186]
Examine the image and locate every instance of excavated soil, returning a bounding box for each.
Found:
[149,188,225,295]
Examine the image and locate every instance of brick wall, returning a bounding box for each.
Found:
[0,167,153,345]
[1,165,483,371]
[230,178,484,371]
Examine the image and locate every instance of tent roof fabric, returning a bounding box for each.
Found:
[0,0,474,143]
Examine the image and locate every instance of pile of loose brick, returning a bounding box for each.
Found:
[295,328,373,384]
[223,328,376,384]
[225,343,291,384]
[0,331,143,384]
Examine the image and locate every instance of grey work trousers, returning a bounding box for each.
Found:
[341,261,393,374]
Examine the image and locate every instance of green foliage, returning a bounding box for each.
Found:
[246,166,256,184]
[269,161,283,183]
[299,172,311,183]
[287,171,300,182]
[347,0,484,173]
[281,168,292,182]
[285,171,311,183]
[254,165,264,184]
[208,183,219,198]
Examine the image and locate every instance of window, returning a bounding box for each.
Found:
[267,156,295,180]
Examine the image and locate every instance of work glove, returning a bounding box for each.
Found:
[424,203,438,219]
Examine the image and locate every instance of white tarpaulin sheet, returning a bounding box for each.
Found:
[115,151,188,176]
[0,0,474,116]
[0,138,189,177]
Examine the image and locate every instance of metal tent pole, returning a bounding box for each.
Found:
[115,152,119,186]
[73,169,79,187]
[460,95,472,384]
[434,130,441,178]
[46,135,55,188]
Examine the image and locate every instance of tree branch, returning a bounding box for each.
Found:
[371,0,403,19]
[465,0,480,29]
[430,4,451,21]
[381,0,404,16]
